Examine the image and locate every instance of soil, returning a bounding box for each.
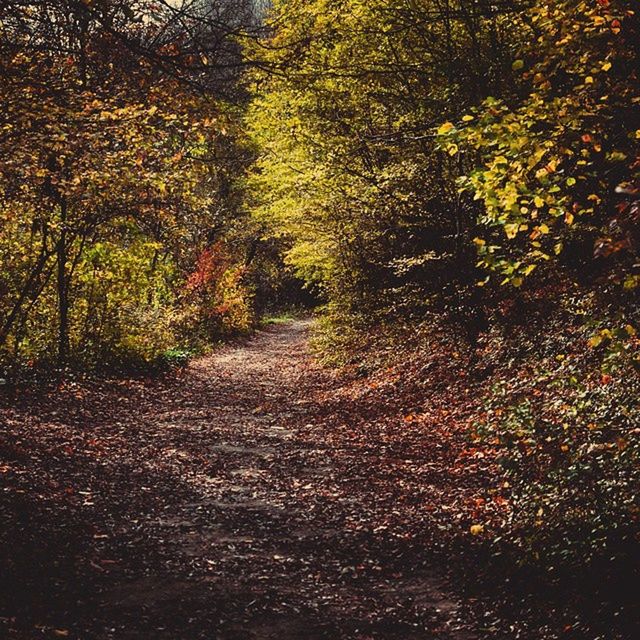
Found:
[0,320,484,640]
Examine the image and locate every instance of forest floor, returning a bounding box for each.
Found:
[1,320,517,639]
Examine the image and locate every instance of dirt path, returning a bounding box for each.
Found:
[1,320,480,640]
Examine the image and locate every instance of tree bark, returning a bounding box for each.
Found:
[57,198,70,366]
[0,235,52,348]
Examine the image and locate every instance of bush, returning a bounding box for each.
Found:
[475,332,639,569]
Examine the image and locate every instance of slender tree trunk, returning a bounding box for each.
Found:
[57,198,70,366]
[146,249,160,304]
[0,245,51,348]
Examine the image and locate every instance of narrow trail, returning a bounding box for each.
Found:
[1,320,480,640]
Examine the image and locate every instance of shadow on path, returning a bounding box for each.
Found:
[1,320,478,639]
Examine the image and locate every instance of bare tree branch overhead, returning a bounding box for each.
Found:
[0,0,267,95]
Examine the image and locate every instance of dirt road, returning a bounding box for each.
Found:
[0,320,479,639]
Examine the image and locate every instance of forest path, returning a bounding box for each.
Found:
[1,320,479,640]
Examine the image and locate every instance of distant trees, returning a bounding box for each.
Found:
[247,0,638,335]
[246,0,511,324]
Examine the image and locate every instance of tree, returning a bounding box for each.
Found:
[246,0,521,329]
[0,0,258,371]
[446,0,639,290]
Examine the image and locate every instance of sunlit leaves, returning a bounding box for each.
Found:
[437,0,639,286]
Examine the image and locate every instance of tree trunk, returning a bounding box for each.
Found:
[57,198,70,366]
[0,244,51,348]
